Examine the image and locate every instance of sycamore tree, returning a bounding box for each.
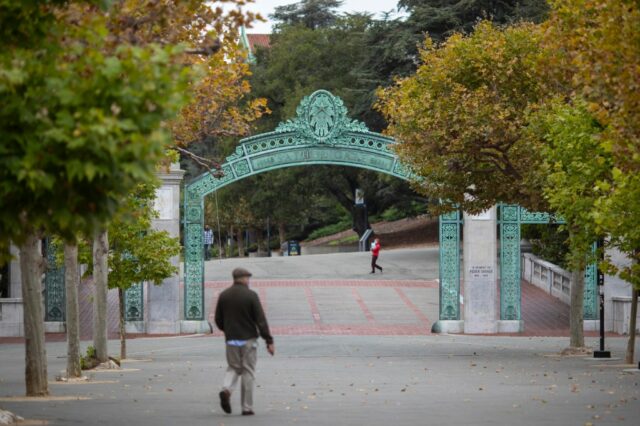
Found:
[540,0,640,363]
[109,183,180,360]
[78,0,265,367]
[104,0,269,174]
[596,174,640,363]
[0,0,196,395]
[376,19,607,350]
[527,101,611,350]
[377,21,549,215]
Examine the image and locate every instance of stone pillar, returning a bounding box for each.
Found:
[0,244,24,337]
[146,163,184,334]
[463,206,499,334]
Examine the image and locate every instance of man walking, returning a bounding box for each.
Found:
[203,225,214,261]
[370,237,383,274]
[215,268,275,416]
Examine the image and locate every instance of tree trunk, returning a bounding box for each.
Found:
[570,265,586,349]
[64,242,81,378]
[19,230,49,396]
[93,230,109,363]
[256,228,265,256]
[279,223,286,246]
[625,286,638,364]
[118,287,126,360]
[237,229,245,258]
[228,226,234,258]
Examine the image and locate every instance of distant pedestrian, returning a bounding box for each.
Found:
[215,268,275,416]
[370,237,383,274]
[203,225,214,260]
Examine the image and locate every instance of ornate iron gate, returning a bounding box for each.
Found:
[183,90,459,321]
[499,204,598,321]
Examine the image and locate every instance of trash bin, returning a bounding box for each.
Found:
[281,240,301,256]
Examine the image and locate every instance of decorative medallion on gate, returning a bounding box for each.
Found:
[276,90,369,142]
[307,92,336,139]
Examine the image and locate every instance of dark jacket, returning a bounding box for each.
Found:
[214,283,273,344]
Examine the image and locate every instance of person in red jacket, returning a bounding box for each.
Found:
[370,237,383,274]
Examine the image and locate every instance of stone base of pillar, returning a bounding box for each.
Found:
[44,321,66,333]
[180,320,212,334]
[464,321,498,334]
[431,320,465,334]
[497,320,524,333]
[125,321,146,334]
[147,320,180,335]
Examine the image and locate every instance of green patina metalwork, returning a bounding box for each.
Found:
[498,204,598,321]
[44,239,65,322]
[125,283,144,322]
[439,211,462,320]
[183,90,460,321]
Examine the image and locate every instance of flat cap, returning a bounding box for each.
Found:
[232,267,252,280]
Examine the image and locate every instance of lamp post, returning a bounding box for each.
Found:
[593,240,611,358]
[267,217,271,257]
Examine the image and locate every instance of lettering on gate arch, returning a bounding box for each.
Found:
[249,147,396,173]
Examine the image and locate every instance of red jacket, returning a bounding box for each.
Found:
[371,241,380,256]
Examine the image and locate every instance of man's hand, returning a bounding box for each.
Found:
[267,343,275,356]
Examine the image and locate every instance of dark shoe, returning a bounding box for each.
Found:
[219,390,231,414]
[242,410,255,416]
[370,271,375,274]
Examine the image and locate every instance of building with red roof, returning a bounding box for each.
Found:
[240,27,271,63]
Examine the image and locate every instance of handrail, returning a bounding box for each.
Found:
[359,228,373,252]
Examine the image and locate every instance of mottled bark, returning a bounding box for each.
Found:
[118,287,126,360]
[19,231,48,396]
[626,287,638,364]
[64,242,81,378]
[92,230,109,362]
[570,266,585,349]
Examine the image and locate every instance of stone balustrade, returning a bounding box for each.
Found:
[521,253,572,305]
[521,252,639,334]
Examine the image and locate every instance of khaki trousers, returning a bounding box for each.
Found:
[222,339,257,412]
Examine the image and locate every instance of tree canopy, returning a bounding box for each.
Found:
[0,1,195,255]
[377,21,549,214]
[271,0,344,30]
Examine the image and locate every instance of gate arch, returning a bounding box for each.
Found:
[182,90,461,321]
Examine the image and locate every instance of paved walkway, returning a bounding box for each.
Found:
[206,280,438,336]
[4,247,605,342]
[202,247,441,281]
[0,335,638,425]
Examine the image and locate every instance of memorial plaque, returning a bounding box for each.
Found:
[469,265,494,280]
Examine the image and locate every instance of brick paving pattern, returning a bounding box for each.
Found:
[202,279,585,337]
[2,278,610,344]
